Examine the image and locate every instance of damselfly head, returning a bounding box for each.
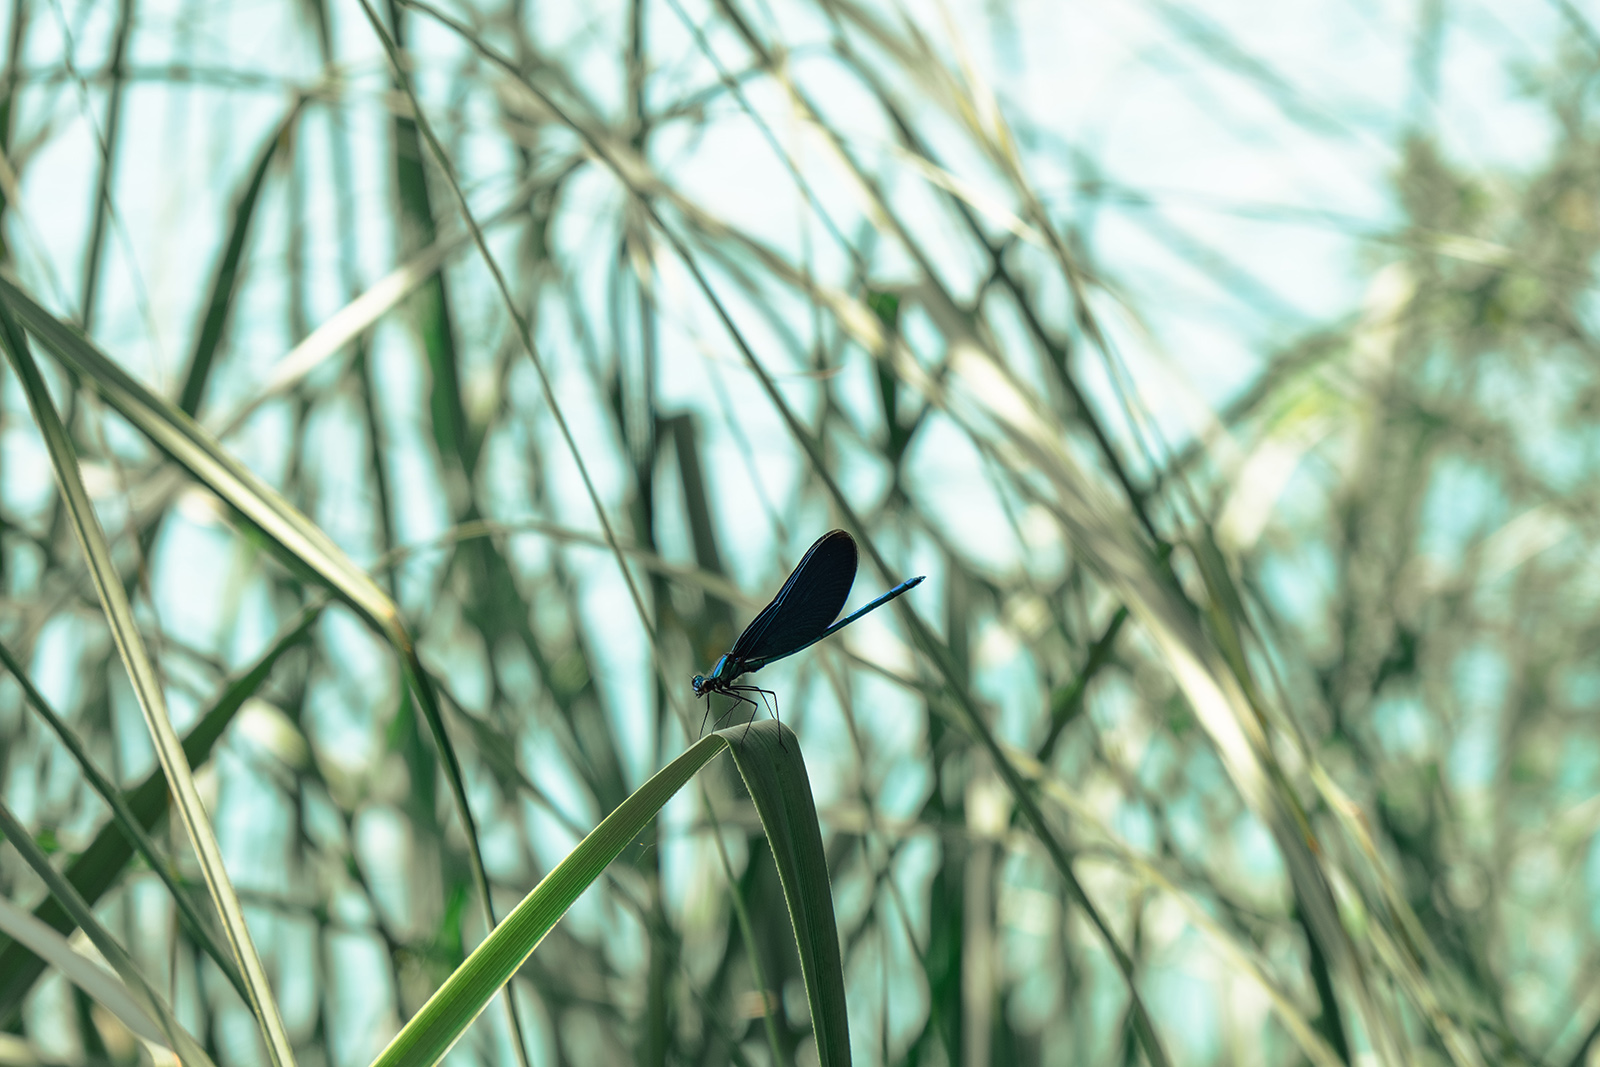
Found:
[691,674,709,695]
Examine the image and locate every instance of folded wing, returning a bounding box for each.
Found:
[729,530,858,664]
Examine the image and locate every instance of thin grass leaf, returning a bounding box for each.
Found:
[368,731,730,1067]
[178,101,304,417]
[210,184,539,441]
[0,274,393,629]
[0,301,298,1067]
[0,603,318,1015]
[370,720,850,1067]
[934,344,1407,1063]
[703,794,791,1067]
[0,887,169,1047]
[357,0,659,657]
[1196,528,1493,1059]
[76,0,133,331]
[1004,741,1346,1067]
[0,276,509,1065]
[348,34,699,1067]
[722,721,850,1067]
[0,637,249,1001]
[0,800,216,1067]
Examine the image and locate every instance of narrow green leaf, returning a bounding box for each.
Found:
[0,638,250,1001]
[368,720,853,1067]
[369,731,731,1067]
[0,604,316,1015]
[0,301,298,1067]
[348,25,668,1066]
[0,894,170,1048]
[76,0,132,331]
[0,274,394,631]
[1009,742,1347,1067]
[1037,606,1126,763]
[210,187,537,441]
[179,101,303,417]
[722,721,851,1067]
[0,800,217,1067]
[704,794,791,1067]
[0,275,509,1067]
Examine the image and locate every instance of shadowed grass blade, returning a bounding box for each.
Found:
[0,300,298,1067]
[369,731,729,1067]
[0,273,392,629]
[0,603,317,1017]
[179,102,303,417]
[722,721,850,1067]
[369,721,849,1067]
[0,275,504,1066]
[0,637,249,1001]
[0,894,171,1048]
[0,800,217,1067]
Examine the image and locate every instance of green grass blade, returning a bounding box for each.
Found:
[721,720,850,1067]
[1009,742,1347,1067]
[0,638,250,1001]
[0,893,171,1048]
[210,186,536,441]
[956,363,1405,1061]
[0,800,217,1067]
[703,793,792,1067]
[178,102,302,417]
[368,732,731,1067]
[0,273,393,630]
[367,720,855,1067]
[0,604,317,1017]
[0,273,515,1067]
[0,302,298,1067]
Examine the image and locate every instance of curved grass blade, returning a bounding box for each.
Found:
[0,603,318,1016]
[369,720,850,1067]
[1005,742,1346,1067]
[0,894,169,1049]
[178,100,304,417]
[933,346,1406,1063]
[345,24,697,1053]
[0,275,504,1064]
[368,731,730,1067]
[211,184,540,441]
[0,800,217,1067]
[355,0,660,667]
[0,273,392,630]
[0,638,249,1001]
[702,792,791,1067]
[722,720,850,1067]
[0,302,297,1067]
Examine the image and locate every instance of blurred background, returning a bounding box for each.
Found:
[0,0,1596,1064]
